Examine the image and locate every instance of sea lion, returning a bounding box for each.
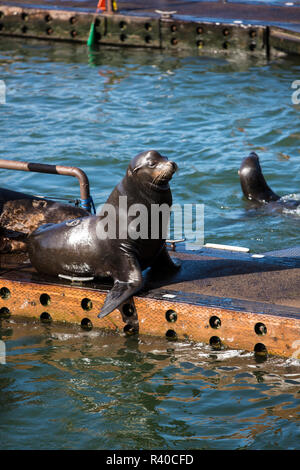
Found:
[239,152,300,209]
[28,150,180,319]
[0,188,88,253]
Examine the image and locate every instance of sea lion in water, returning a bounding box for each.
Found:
[0,188,88,253]
[28,150,180,319]
[239,152,300,210]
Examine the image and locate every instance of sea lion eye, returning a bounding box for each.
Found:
[148,161,156,168]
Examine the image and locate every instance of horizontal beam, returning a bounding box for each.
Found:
[1,272,299,358]
[0,5,278,56]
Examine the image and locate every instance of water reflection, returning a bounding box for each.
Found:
[0,319,299,449]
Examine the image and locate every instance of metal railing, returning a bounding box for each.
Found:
[0,159,94,212]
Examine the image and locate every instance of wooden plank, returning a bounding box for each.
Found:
[1,250,299,358]
[0,4,292,57]
[159,18,266,54]
[270,27,300,56]
[0,6,94,41]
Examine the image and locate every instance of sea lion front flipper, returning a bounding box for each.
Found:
[150,245,181,274]
[98,257,143,319]
[98,280,141,319]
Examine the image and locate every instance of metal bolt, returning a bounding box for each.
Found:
[166,310,177,323]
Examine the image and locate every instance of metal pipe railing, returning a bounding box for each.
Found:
[0,159,94,212]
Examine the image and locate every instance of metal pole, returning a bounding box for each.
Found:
[0,159,92,211]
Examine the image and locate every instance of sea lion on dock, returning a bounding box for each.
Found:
[28,150,180,319]
[0,188,88,253]
[239,152,300,210]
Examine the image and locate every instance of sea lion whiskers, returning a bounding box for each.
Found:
[152,161,177,186]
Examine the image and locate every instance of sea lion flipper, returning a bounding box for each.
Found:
[98,279,142,319]
[150,245,181,273]
[98,256,143,319]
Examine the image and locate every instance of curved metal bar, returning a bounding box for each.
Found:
[0,159,92,212]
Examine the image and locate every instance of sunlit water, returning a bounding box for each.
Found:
[0,38,300,450]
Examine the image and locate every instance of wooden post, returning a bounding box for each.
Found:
[106,0,113,14]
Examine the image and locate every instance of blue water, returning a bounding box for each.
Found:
[1,38,300,252]
[1,320,300,450]
[0,38,300,450]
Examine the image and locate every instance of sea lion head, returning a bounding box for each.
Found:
[238,152,280,203]
[238,151,261,176]
[129,150,177,190]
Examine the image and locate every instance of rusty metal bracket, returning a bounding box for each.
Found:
[0,158,94,213]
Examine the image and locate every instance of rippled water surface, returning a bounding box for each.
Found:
[1,38,300,252]
[0,38,300,450]
[1,320,300,450]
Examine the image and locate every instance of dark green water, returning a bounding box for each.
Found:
[0,38,299,450]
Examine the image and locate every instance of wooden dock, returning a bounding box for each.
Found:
[0,0,300,56]
[1,2,299,357]
[1,245,300,358]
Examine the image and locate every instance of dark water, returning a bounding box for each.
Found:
[0,38,300,449]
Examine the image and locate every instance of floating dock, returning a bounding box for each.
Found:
[0,0,300,56]
[1,2,299,357]
[1,245,300,358]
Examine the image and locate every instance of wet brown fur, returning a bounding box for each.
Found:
[0,192,89,253]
